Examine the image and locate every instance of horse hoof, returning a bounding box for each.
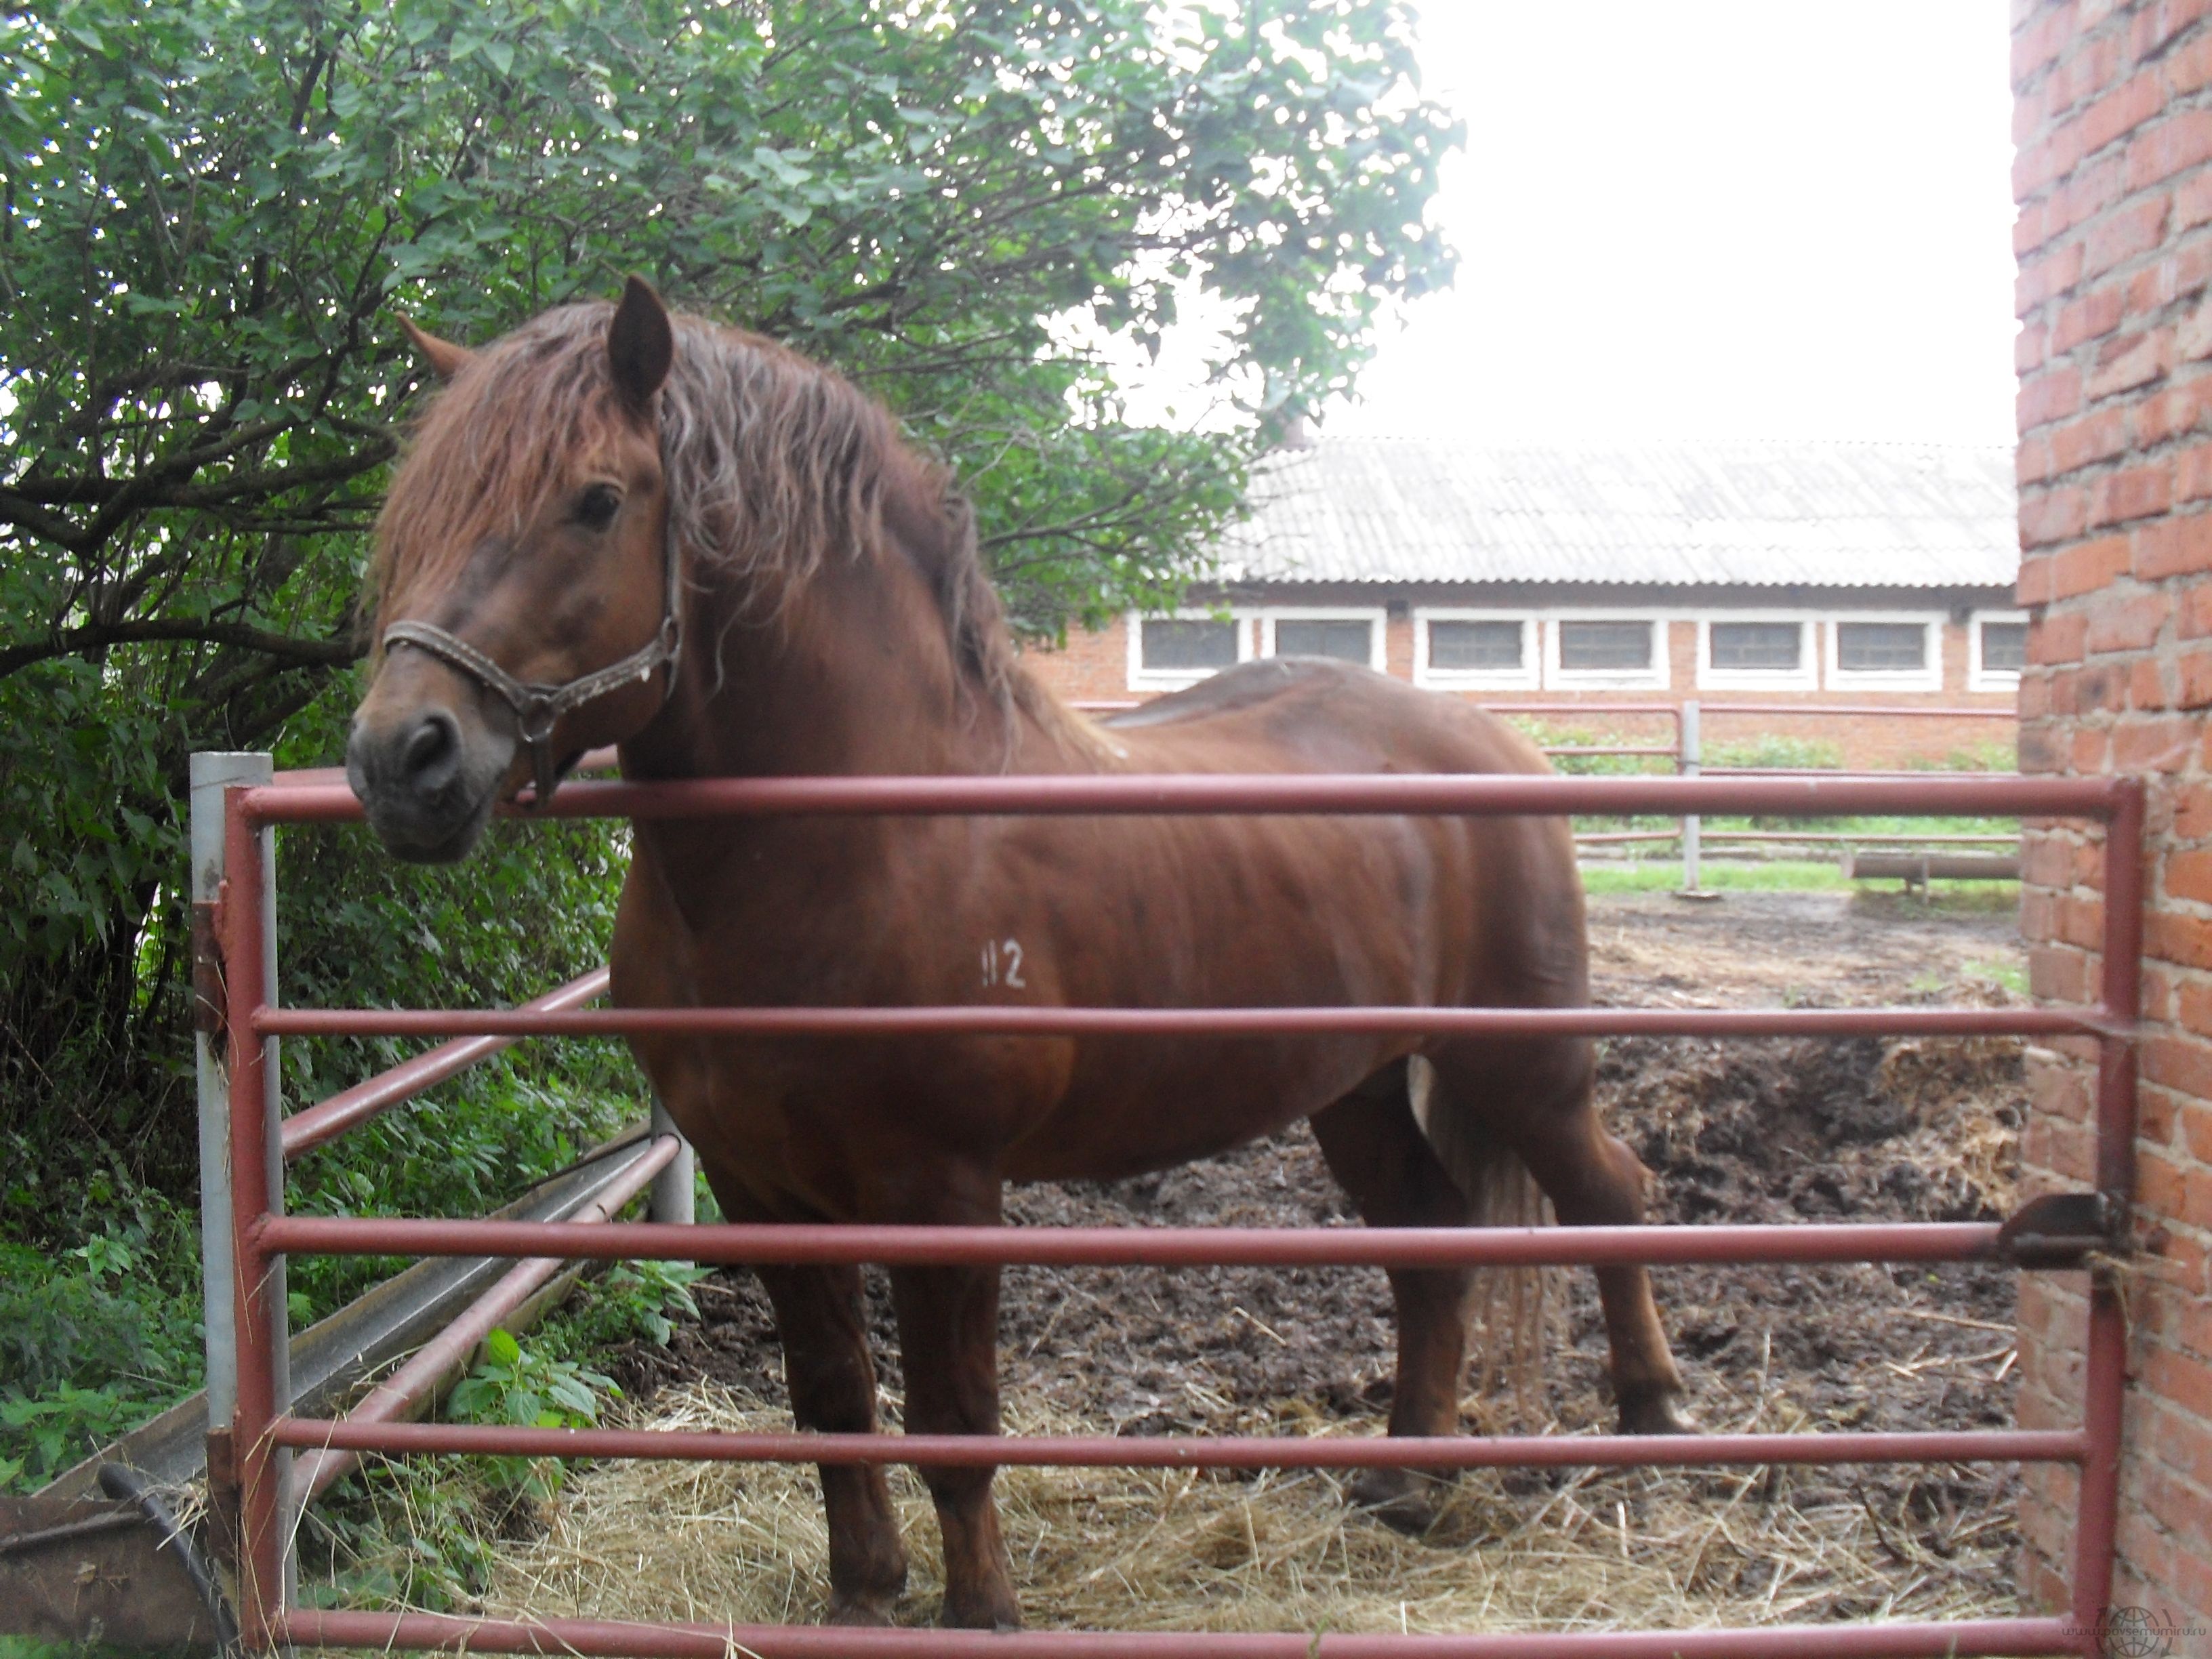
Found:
[827,1597,899,1627]
[939,1591,1024,1631]
[1349,1468,1448,1536]
[939,1608,1023,1631]
[1618,1393,1699,1436]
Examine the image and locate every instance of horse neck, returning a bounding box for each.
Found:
[624,540,1018,781]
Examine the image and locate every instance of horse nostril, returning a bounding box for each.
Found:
[400,710,462,790]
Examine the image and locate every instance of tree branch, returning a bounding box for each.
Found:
[0,617,362,681]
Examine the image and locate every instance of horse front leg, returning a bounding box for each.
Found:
[888,1258,1021,1630]
[754,1262,910,1624]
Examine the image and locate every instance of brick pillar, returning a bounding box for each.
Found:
[2015,0,2212,1626]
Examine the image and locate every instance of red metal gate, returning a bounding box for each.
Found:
[208,768,2142,1657]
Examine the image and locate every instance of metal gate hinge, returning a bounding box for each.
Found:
[1995,1190,2125,1269]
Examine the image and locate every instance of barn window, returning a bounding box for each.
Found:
[1273,618,1373,663]
[1969,611,2029,691]
[1414,612,1537,689]
[1547,617,1666,689]
[1257,611,1385,671]
[1836,621,1928,672]
[1980,621,2026,672]
[1698,616,1814,690]
[1709,621,1803,672]
[1141,618,1238,672]
[1429,619,1524,671]
[1557,620,1653,672]
[1825,615,1942,690]
[1128,612,1250,689]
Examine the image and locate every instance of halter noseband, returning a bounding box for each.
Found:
[380,497,684,809]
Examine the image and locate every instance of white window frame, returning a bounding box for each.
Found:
[1543,610,1672,691]
[1968,609,2030,693]
[1824,612,1944,692]
[1254,605,1389,673]
[1126,609,1252,691]
[1696,612,1818,692]
[1413,609,1540,691]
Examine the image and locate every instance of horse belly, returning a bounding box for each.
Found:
[1002,1032,1387,1182]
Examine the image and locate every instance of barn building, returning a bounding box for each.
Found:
[1029,436,2023,768]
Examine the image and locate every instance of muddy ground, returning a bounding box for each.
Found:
[611,890,2030,1592]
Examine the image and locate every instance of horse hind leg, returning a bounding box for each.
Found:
[1309,1059,1478,1535]
[1427,1040,1694,1437]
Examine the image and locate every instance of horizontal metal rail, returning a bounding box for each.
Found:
[255,1004,2102,1041]
[1485,701,1685,722]
[1573,832,2023,851]
[283,1608,2080,1658]
[239,771,2120,826]
[256,1216,2005,1269]
[1696,703,2015,720]
[1705,830,2019,844]
[270,1417,2085,1471]
[280,968,611,1159]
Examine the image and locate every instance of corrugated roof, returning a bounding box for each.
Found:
[1220,437,2018,590]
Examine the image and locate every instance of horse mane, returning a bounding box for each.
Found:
[371,299,1102,759]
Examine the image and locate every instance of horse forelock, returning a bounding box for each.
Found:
[370,303,638,645]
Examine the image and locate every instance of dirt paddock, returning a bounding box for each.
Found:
[483,890,2041,1636]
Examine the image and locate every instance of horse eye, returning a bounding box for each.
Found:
[575,484,622,530]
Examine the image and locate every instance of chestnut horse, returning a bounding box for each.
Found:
[346,279,1689,1630]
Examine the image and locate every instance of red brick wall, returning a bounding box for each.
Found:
[1023,614,2014,770]
[2015,0,2212,1629]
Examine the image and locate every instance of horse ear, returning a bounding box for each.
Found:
[399,316,475,382]
[607,275,674,416]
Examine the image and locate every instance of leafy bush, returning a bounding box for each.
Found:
[1706,733,1845,771]
[446,1327,617,1507]
[549,1259,711,1355]
[0,1223,202,1489]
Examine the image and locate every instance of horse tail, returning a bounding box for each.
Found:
[1408,1054,1554,1429]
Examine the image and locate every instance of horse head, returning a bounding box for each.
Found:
[348,278,682,861]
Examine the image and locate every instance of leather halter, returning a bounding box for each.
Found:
[381,491,684,809]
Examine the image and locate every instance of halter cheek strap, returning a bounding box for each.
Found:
[380,497,684,809]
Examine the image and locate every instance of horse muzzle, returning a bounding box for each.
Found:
[346,703,516,863]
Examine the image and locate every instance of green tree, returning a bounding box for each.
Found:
[0,0,1457,1223]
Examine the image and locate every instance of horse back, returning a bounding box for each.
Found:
[1100,655,1556,796]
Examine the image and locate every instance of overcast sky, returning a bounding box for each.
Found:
[1128,3,2020,446]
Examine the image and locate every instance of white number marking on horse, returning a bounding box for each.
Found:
[981,939,1027,989]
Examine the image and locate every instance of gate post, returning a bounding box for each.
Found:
[2072,776,2144,1639]
[190,754,264,1450]
[1678,699,1703,895]
[648,1091,695,1261]
[196,755,295,1639]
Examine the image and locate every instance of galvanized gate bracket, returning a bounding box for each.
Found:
[190,885,228,1046]
[1996,1190,2125,1268]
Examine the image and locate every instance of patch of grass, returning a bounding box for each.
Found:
[1964,957,2030,994]
[1850,884,2024,915]
[1580,861,2022,911]
[1581,860,1853,893]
